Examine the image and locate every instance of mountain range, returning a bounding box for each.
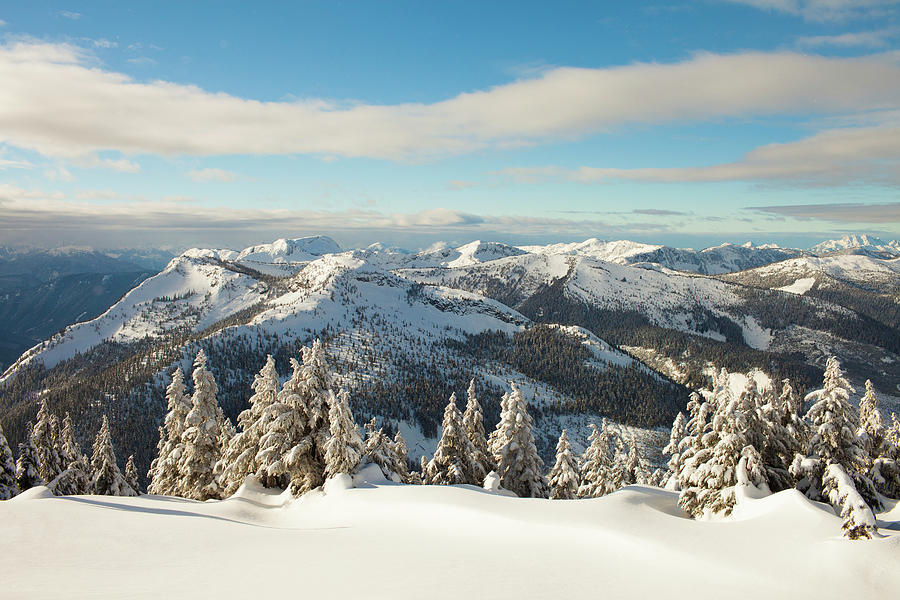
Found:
[0,234,897,483]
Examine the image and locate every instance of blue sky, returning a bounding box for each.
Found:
[0,0,899,251]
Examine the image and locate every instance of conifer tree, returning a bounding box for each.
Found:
[548,429,580,499]
[90,416,136,496]
[823,463,878,539]
[663,411,687,490]
[364,418,407,482]
[393,431,413,483]
[217,355,281,495]
[0,422,19,500]
[858,380,884,459]
[16,422,44,492]
[176,350,225,500]
[32,399,63,484]
[51,413,91,496]
[125,455,140,494]
[425,394,480,486]
[578,420,615,498]
[148,367,191,495]
[791,357,878,511]
[324,389,364,479]
[492,384,548,498]
[463,379,495,481]
[611,434,648,489]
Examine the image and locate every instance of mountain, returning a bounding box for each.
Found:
[1,234,897,483]
[520,238,803,275]
[0,247,172,370]
[0,242,682,478]
[811,234,900,257]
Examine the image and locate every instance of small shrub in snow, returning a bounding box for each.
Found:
[0,422,19,500]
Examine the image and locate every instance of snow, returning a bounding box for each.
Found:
[2,483,898,599]
[777,277,817,295]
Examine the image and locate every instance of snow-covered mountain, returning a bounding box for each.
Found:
[2,234,898,481]
[811,234,900,257]
[520,238,803,275]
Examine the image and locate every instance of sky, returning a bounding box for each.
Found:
[0,0,899,252]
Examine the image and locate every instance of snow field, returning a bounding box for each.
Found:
[2,480,898,600]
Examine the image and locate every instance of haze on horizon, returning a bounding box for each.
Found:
[0,0,899,251]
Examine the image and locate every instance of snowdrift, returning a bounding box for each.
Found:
[2,482,898,599]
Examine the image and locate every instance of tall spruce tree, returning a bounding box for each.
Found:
[462,379,495,482]
[492,384,548,498]
[217,355,281,495]
[791,357,878,511]
[425,394,480,486]
[0,422,19,500]
[858,380,885,459]
[548,429,580,499]
[324,389,364,479]
[148,367,191,495]
[16,422,44,492]
[125,455,140,494]
[32,399,63,484]
[91,416,136,496]
[578,420,616,498]
[177,350,225,500]
[51,413,91,495]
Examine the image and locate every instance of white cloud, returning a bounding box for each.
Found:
[797,29,897,47]
[188,168,237,183]
[3,41,900,162]
[90,38,118,49]
[749,202,900,222]
[0,20,7,27]
[58,10,82,20]
[71,156,141,173]
[725,0,900,22]
[0,158,34,169]
[501,123,900,187]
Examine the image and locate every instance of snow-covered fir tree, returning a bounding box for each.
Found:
[823,463,878,539]
[462,379,495,481]
[663,410,687,490]
[51,412,91,496]
[90,416,136,496]
[790,357,878,512]
[0,422,19,500]
[16,422,44,492]
[392,431,413,483]
[252,341,335,496]
[857,380,884,459]
[32,399,63,484]
[754,379,795,492]
[487,390,510,459]
[860,394,900,498]
[778,378,807,447]
[492,384,548,498]
[681,375,772,517]
[364,418,408,482]
[125,455,140,494]
[425,393,480,486]
[176,350,225,500]
[548,429,580,499]
[216,355,281,495]
[611,434,648,489]
[323,388,364,479]
[148,367,191,495]
[578,420,615,498]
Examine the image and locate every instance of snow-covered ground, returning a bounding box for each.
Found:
[2,478,898,600]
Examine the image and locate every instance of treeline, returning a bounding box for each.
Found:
[450,325,687,428]
[664,360,900,539]
[516,281,820,390]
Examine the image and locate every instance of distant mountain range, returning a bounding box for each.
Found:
[0,247,174,369]
[0,233,896,483]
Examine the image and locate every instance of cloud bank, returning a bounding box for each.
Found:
[3,41,900,162]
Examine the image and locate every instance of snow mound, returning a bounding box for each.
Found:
[1,483,898,599]
[9,486,55,501]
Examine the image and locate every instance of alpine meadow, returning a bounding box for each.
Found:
[1,2,900,599]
